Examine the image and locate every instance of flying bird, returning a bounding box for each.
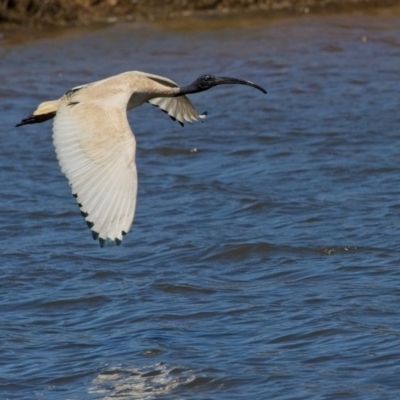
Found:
[16,71,266,247]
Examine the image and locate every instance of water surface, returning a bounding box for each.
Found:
[1,11,400,400]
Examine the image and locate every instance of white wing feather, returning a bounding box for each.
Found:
[53,101,137,246]
[37,71,209,247]
[148,96,206,126]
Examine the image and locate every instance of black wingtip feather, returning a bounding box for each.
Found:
[15,114,35,127]
[15,112,56,127]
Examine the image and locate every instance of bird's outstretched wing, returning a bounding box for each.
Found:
[53,100,137,247]
[148,96,207,127]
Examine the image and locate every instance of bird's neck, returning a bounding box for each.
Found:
[174,85,202,97]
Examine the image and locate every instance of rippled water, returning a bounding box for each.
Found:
[1,10,400,400]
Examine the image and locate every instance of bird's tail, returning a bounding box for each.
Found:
[16,99,60,127]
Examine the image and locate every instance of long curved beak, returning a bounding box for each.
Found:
[214,77,267,94]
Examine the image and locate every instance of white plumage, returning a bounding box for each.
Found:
[16,71,266,247]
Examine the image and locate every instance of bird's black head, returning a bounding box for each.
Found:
[195,74,218,90]
[177,74,267,96]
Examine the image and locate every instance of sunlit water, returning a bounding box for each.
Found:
[1,10,400,400]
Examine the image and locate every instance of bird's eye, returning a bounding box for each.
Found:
[196,74,216,89]
[198,75,215,88]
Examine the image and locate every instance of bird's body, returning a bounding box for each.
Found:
[17,71,266,247]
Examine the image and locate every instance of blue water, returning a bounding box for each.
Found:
[1,10,400,399]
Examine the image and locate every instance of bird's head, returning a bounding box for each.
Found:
[177,74,267,96]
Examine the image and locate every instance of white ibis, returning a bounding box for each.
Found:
[16,71,266,247]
